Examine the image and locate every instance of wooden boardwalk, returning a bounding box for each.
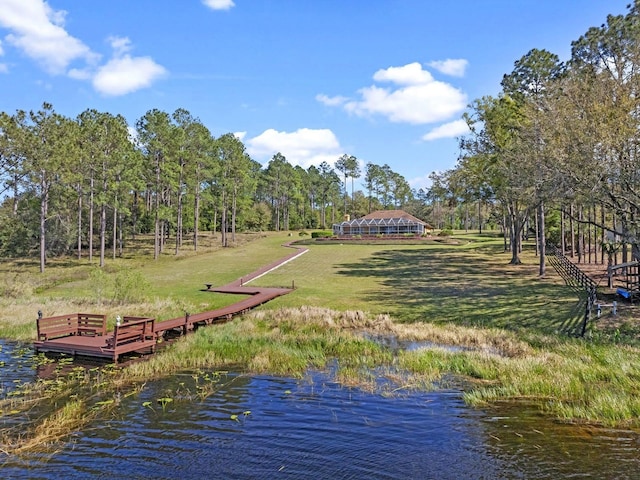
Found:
[34,243,307,363]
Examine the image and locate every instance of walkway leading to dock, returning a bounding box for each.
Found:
[34,242,308,363]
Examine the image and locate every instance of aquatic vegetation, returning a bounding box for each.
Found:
[156,397,173,412]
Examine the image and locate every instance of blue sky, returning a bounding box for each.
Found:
[0,0,631,191]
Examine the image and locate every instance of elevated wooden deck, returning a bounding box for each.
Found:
[34,243,307,363]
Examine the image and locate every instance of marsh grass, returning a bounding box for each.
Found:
[130,306,640,426]
[0,359,132,454]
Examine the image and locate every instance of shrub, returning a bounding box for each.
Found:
[0,273,34,298]
[113,269,151,304]
[88,267,151,304]
[311,230,333,239]
[89,267,110,304]
[438,229,453,237]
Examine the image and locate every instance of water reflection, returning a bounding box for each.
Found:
[0,340,37,399]
[8,373,502,479]
[1,342,640,479]
[480,402,640,478]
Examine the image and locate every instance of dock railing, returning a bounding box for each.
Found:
[37,313,107,341]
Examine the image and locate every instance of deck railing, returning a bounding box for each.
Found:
[547,245,597,336]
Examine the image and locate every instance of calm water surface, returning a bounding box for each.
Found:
[1,340,639,479]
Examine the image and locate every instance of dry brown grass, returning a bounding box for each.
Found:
[249,306,532,358]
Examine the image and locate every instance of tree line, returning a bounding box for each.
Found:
[428,1,640,273]
[0,104,420,271]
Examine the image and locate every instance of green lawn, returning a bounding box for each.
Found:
[1,230,582,337]
[253,235,581,334]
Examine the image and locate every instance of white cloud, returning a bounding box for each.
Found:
[0,40,5,73]
[0,1,166,95]
[408,174,433,191]
[127,126,138,144]
[323,62,467,125]
[108,35,132,57]
[428,59,468,77]
[316,93,348,107]
[202,0,235,10]
[422,119,469,141]
[93,54,167,96]
[0,0,97,74]
[234,131,247,141]
[91,34,166,96]
[68,67,92,80]
[246,128,342,169]
[373,62,433,85]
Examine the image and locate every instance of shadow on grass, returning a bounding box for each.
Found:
[335,244,585,335]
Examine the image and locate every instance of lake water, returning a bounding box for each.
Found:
[1,340,639,479]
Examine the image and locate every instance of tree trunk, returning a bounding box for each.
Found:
[560,206,566,254]
[232,183,238,243]
[613,212,618,265]
[12,177,19,216]
[343,173,348,216]
[577,207,583,263]
[570,204,575,259]
[193,174,200,251]
[77,186,82,260]
[118,211,123,257]
[508,204,523,265]
[132,191,138,240]
[503,212,508,252]
[99,203,106,268]
[154,155,160,260]
[351,176,355,217]
[175,160,184,255]
[600,203,605,264]
[221,190,228,247]
[510,223,522,264]
[538,201,546,277]
[112,205,117,260]
[39,174,48,273]
[587,205,592,264]
[534,208,539,256]
[89,173,94,262]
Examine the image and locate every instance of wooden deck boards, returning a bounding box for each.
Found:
[34,335,116,359]
[33,243,306,363]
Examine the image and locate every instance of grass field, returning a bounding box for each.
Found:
[4,229,640,449]
[252,233,582,333]
[0,230,590,340]
[0,232,301,339]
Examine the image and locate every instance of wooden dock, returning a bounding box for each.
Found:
[34,243,307,363]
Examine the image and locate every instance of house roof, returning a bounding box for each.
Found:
[336,210,433,229]
[362,210,426,224]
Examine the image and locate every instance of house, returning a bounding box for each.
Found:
[332,210,432,237]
